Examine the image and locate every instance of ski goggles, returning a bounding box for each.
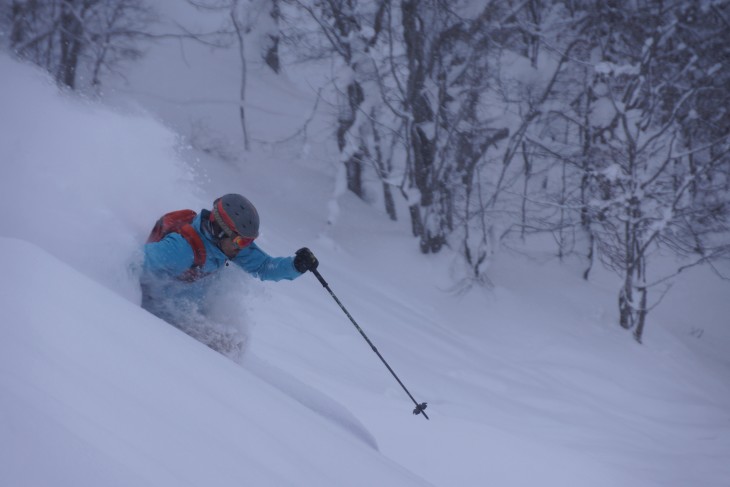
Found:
[231,234,255,249]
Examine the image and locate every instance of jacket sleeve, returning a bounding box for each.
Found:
[233,242,302,281]
[143,233,195,278]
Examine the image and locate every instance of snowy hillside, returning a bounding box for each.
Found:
[0,236,421,486]
[2,47,730,487]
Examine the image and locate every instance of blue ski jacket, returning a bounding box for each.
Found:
[140,211,302,321]
[142,212,302,283]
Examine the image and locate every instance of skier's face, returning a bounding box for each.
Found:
[218,237,242,259]
[231,234,255,249]
[218,234,254,258]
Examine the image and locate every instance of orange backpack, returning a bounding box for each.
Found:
[146,210,207,276]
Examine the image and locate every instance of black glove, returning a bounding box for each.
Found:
[293,247,319,273]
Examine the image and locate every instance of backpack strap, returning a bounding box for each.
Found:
[178,223,207,269]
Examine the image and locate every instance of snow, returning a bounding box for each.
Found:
[594,61,641,77]
[2,34,730,487]
[0,237,418,487]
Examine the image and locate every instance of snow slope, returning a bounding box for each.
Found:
[0,236,419,486]
[2,45,730,487]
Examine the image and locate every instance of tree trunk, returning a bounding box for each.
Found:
[345,148,365,200]
[382,181,397,221]
[336,81,365,198]
[263,0,281,73]
[633,285,648,344]
[402,0,441,251]
[409,204,423,238]
[371,116,397,220]
[618,272,634,330]
[632,253,648,343]
[520,142,531,241]
[231,2,250,151]
[57,1,85,89]
[10,1,26,47]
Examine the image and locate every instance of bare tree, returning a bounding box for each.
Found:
[291,0,387,201]
[184,0,287,151]
[3,0,155,90]
[230,0,250,150]
[572,1,730,342]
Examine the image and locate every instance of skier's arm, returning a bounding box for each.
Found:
[233,242,301,281]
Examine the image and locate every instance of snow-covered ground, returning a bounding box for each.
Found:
[2,26,730,487]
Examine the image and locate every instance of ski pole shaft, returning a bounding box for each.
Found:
[311,268,429,420]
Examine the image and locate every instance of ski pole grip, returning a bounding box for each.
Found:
[312,269,328,288]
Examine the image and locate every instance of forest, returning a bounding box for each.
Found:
[3,0,729,343]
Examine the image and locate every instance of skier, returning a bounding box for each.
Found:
[140,193,318,355]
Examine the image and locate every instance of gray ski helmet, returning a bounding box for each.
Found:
[212,194,260,238]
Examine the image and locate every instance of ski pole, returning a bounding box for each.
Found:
[310,268,429,420]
